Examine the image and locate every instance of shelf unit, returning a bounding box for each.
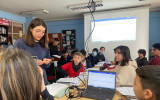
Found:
[0,25,8,45]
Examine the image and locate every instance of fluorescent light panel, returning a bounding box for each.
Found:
[20,9,49,15]
[69,1,103,10]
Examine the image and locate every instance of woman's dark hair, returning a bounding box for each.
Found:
[114,45,131,66]
[136,65,160,100]
[0,48,42,100]
[80,49,87,56]
[23,18,48,49]
[71,48,78,56]
[92,48,98,53]
[138,49,146,56]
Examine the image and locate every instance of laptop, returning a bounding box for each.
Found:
[82,70,116,100]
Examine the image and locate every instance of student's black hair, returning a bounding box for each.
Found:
[54,38,59,42]
[62,49,67,54]
[92,48,98,53]
[100,47,105,50]
[80,49,87,56]
[114,45,131,66]
[71,48,78,56]
[138,49,146,56]
[152,43,160,50]
[136,65,160,100]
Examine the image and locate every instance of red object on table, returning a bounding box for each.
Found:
[103,63,116,70]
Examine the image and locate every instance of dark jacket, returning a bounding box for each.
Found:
[87,54,99,67]
[48,42,59,56]
[58,55,70,67]
[83,58,92,69]
[136,57,148,67]
[98,53,105,61]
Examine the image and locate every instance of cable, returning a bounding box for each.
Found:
[85,0,96,57]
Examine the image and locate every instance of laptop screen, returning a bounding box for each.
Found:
[88,70,116,89]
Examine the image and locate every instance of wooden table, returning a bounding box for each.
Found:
[54,90,126,100]
[55,65,126,100]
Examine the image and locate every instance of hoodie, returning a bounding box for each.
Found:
[109,60,137,87]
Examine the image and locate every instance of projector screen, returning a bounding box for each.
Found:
[84,7,149,60]
[92,17,136,42]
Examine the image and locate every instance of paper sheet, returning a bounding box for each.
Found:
[56,78,80,84]
[116,87,135,96]
[46,83,68,98]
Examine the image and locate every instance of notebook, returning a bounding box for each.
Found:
[82,70,116,100]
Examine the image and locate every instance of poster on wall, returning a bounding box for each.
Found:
[62,30,76,50]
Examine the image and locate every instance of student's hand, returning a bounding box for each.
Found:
[70,59,73,62]
[66,76,73,78]
[51,57,54,61]
[38,60,44,65]
[38,66,46,92]
[43,58,51,65]
[111,61,116,65]
[66,76,70,78]
[99,59,102,62]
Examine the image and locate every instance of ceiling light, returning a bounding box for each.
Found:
[20,9,49,15]
[68,1,103,11]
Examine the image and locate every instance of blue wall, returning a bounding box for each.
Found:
[1,10,160,49]
[47,19,84,50]
[149,11,160,49]
[25,17,35,32]
[0,10,25,23]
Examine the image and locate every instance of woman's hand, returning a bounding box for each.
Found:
[38,66,46,92]
[43,58,51,65]
[38,60,44,65]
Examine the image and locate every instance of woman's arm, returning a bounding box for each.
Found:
[39,66,54,100]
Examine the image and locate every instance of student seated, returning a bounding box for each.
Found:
[59,52,84,77]
[135,49,148,67]
[133,65,160,100]
[48,38,60,58]
[109,45,137,87]
[88,48,99,67]
[0,48,53,100]
[98,47,106,62]
[58,49,70,67]
[55,50,71,80]
[68,48,78,62]
[148,43,160,65]
[80,49,92,70]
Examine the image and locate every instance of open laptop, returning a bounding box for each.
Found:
[82,70,116,100]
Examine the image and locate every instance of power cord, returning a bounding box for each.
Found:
[85,0,95,56]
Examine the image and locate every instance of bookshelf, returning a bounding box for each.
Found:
[0,25,8,45]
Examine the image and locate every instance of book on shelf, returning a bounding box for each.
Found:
[0,27,6,34]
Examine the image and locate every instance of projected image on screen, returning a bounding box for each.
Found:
[92,17,136,42]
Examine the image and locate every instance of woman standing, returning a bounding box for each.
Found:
[14,18,51,85]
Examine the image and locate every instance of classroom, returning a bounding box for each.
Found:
[0,0,160,100]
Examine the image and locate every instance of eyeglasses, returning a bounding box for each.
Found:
[34,29,45,35]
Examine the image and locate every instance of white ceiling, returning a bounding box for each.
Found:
[0,0,160,21]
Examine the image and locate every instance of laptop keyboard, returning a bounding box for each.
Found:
[82,87,115,100]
